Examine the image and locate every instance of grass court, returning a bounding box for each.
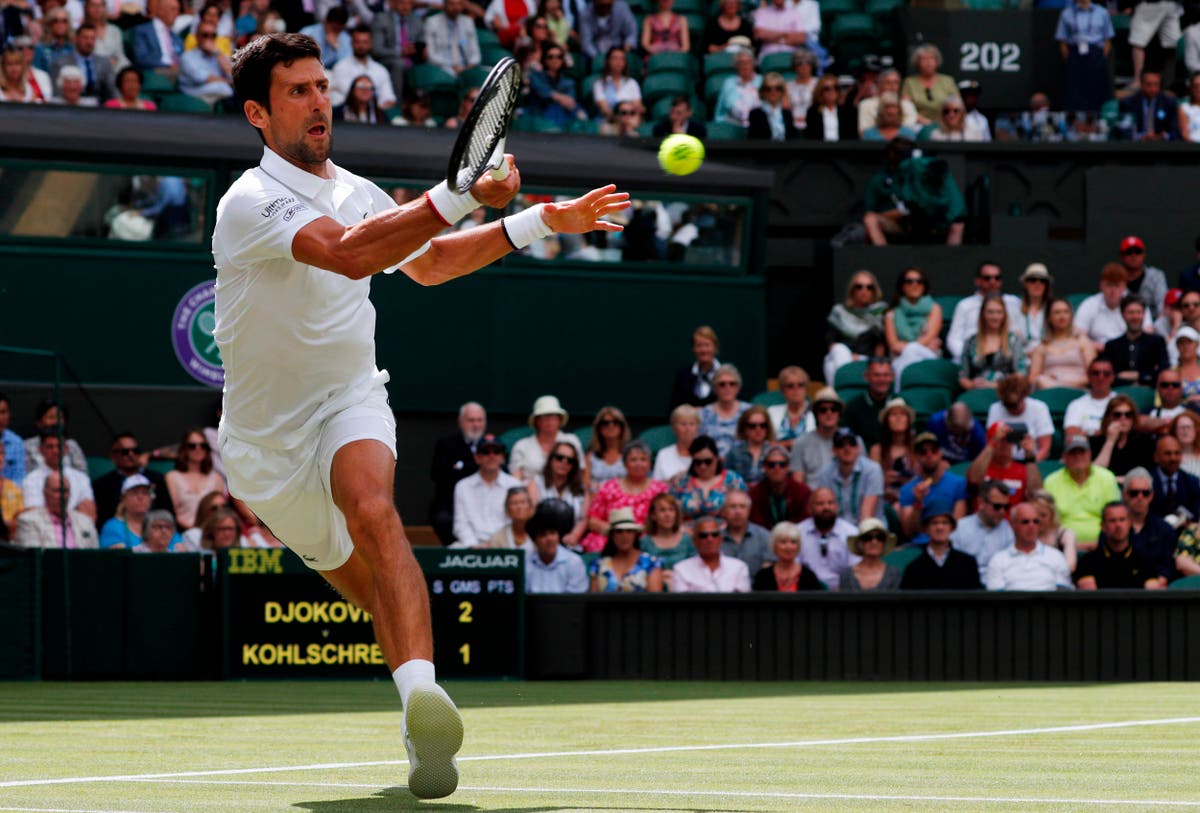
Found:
[2,680,1198,812]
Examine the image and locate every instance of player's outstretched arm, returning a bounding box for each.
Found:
[401,184,631,287]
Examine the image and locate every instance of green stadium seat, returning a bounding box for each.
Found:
[703,51,736,79]
[140,71,177,95]
[407,63,457,93]
[1066,292,1091,313]
[833,360,869,391]
[1100,98,1120,129]
[758,51,794,75]
[864,0,904,20]
[641,71,692,106]
[570,117,605,134]
[457,65,492,93]
[146,459,174,476]
[87,456,114,479]
[958,389,998,423]
[948,460,970,478]
[646,51,698,79]
[1167,574,1200,589]
[672,0,706,13]
[1037,459,1063,479]
[828,13,877,65]
[481,43,513,66]
[639,424,677,454]
[819,0,862,31]
[935,294,963,319]
[477,27,500,47]
[900,387,951,426]
[498,426,532,453]
[964,0,1007,8]
[158,93,213,113]
[900,358,960,393]
[1116,385,1155,414]
[883,545,921,569]
[706,120,746,140]
[1030,386,1084,425]
[573,426,593,450]
[704,72,732,108]
[751,390,786,407]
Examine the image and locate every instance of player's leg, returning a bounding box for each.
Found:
[327,437,462,800]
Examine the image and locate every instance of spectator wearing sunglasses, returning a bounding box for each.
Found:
[92,431,173,527]
[790,387,851,484]
[900,43,957,126]
[1064,357,1117,438]
[901,431,968,544]
[797,487,860,589]
[1118,235,1169,320]
[946,262,1023,366]
[919,95,985,142]
[811,428,884,524]
[23,398,88,475]
[839,517,902,591]
[749,443,810,528]
[824,270,887,385]
[747,72,798,141]
[1075,502,1165,589]
[950,480,1015,582]
[1140,369,1187,436]
[984,501,1073,591]
[699,365,751,458]
[669,435,746,524]
[165,427,227,530]
[804,74,857,142]
[766,366,815,450]
[725,405,776,487]
[529,441,588,548]
[672,514,751,593]
[1121,468,1179,582]
[452,434,521,547]
[586,406,631,493]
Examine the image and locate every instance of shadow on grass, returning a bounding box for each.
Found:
[0,680,1093,723]
[293,787,764,812]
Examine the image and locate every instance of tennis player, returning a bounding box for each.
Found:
[213,33,629,799]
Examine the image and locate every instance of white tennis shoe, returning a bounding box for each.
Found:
[403,683,463,799]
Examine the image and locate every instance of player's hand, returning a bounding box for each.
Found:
[542,184,631,234]
[471,154,521,209]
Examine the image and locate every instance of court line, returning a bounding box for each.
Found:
[2,715,1198,789]
[0,807,179,813]
[128,779,1200,808]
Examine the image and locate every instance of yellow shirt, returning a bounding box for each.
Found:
[1,478,24,526]
[183,33,233,57]
[1042,465,1119,544]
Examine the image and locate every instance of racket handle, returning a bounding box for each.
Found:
[489,144,509,180]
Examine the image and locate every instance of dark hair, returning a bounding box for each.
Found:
[669,94,690,108]
[325,5,349,24]
[35,398,65,423]
[174,427,213,474]
[604,46,628,77]
[232,33,322,112]
[525,14,546,36]
[980,479,1011,501]
[1119,293,1145,314]
[350,23,372,36]
[0,392,9,408]
[890,266,929,306]
[600,522,643,557]
[541,441,585,496]
[111,431,138,444]
[687,435,724,476]
[115,65,142,91]
[1101,500,1128,521]
[977,261,1000,277]
[38,426,62,442]
[345,73,379,114]
[76,22,96,34]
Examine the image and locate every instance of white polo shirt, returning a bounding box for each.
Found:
[1063,393,1114,435]
[984,542,1073,591]
[213,147,399,450]
[671,554,751,593]
[1073,292,1152,346]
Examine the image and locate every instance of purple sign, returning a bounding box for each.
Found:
[171,281,223,388]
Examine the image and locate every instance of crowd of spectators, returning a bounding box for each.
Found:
[6,0,1200,145]
[0,394,281,554]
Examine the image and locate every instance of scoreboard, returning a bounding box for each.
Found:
[219,547,524,679]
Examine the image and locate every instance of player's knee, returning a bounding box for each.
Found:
[343,493,400,538]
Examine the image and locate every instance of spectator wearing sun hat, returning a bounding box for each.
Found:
[1119,235,1169,321]
[790,386,856,482]
[839,517,902,591]
[508,395,583,482]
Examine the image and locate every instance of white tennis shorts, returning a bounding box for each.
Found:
[220,381,397,571]
[1129,1,1181,49]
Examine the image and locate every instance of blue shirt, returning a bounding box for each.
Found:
[299,23,352,68]
[2,428,25,483]
[1055,2,1113,46]
[100,517,185,550]
[525,546,588,593]
[926,410,986,465]
[899,471,968,544]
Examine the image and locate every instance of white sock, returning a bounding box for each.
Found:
[393,659,436,708]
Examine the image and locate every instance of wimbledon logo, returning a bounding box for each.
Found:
[172,281,223,387]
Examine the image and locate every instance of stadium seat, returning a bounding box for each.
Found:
[158,93,213,113]
[706,120,747,140]
[580,74,599,116]
[569,117,605,134]
[1167,574,1200,589]
[832,360,869,391]
[1116,385,1155,414]
[672,0,706,13]
[457,65,492,93]
[964,0,1008,8]
[934,294,963,320]
[900,387,951,426]
[87,456,114,479]
[1037,459,1063,479]
[704,72,731,108]
[646,51,697,79]
[958,389,998,423]
[476,27,500,47]
[1066,292,1090,313]
[639,424,676,454]
[900,358,960,394]
[498,426,532,452]
[819,0,862,32]
[1030,386,1084,425]
[758,51,794,75]
[641,71,692,106]
[828,13,877,66]
[481,43,513,66]
[683,12,706,41]
[703,51,736,79]
[574,426,593,450]
[883,545,921,569]
[1100,98,1120,129]
[751,390,785,407]
[864,0,904,21]
[407,63,457,93]
[948,460,970,478]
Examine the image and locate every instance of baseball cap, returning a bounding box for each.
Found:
[1020,262,1051,282]
[476,434,505,454]
[832,427,858,446]
[120,473,152,494]
[1165,288,1184,307]
[957,79,981,94]
[913,431,940,450]
[1063,436,1090,454]
[1120,236,1145,253]
[1176,326,1200,346]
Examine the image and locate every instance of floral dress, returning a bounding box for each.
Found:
[700,400,750,457]
[669,469,747,521]
[580,478,668,553]
[589,552,662,592]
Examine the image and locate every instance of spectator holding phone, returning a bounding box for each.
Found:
[967,422,1043,506]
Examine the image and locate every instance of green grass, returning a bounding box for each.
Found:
[1,681,1198,812]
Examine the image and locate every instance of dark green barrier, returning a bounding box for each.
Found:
[0,546,41,679]
[220,547,523,679]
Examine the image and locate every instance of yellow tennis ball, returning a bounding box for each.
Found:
[658,134,705,176]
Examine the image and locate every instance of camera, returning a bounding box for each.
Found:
[1006,422,1027,443]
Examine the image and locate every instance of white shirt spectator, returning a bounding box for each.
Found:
[423,11,481,73]
[508,432,583,480]
[672,554,751,592]
[984,542,1073,591]
[525,546,589,593]
[1063,392,1115,436]
[452,470,521,546]
[23,466,95,512]
[753,0,819,59]
[985,398,1054,461]
[947,292,1024,363]
[951,514,1015,580]
[797,515,860,590]
[329,54,397,107]
[1073,291,1152,347]
[652,445,690,481]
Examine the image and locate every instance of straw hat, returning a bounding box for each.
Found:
[528,395,568,428]
[848,517,896,556]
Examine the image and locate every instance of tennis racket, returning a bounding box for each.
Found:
[446,57,521,194]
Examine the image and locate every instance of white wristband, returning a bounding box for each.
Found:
[425,181,480,226]
[501,204,552,250]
